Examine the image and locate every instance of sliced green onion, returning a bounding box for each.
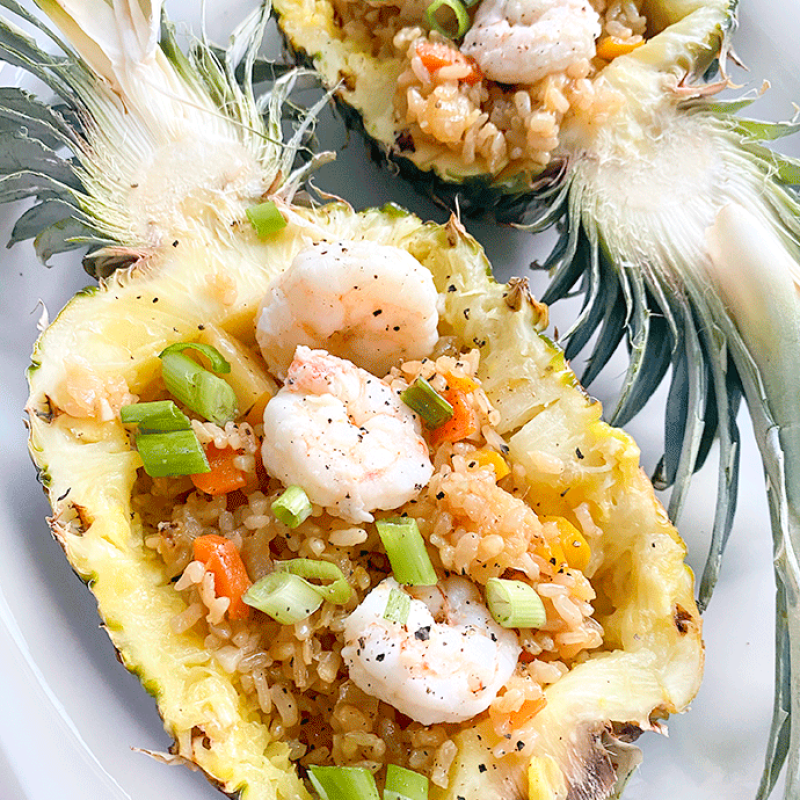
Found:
[425,0,470,39]
[159,344,238,426]
[376,517,437,586]
[120,400,191,432]
[383,587,411,624]
[246,200,287,238]
[160,342,232,373]
[384,765,429,800]
[272,485,313,528]
[307,766,380,800]
[400,377,453,428]
[243,571,324,624]
[134,429,210,477]
[485,577,546,629]
[275,559,352,604]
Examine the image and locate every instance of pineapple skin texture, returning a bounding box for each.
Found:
[27,203,703,800]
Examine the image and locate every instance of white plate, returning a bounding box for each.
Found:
[0,3,797,798]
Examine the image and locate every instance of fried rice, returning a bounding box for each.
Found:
[132,342,605,789]
[330,0,648,175]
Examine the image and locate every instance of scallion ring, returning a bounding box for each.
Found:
[243,571,324,624]
[272,485,313,528]
[160,341,232,373]
[159,342,238,426]
[134,429,210,477]
[382,587,411,624]
[376,517,437,586]
[307,766,380,800]
[275,558,352,605]
[246,199,287,238]
[384,764,429,800]
[120,399,191,432]
[400,377,453,429]
[485,577,546,629]
[425,0,470,39]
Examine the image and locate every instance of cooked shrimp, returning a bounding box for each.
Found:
[460,0,601,85]
[261,346,433,523]
[342,576,521,724]
[255,239,440,378]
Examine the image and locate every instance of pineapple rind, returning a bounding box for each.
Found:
[27,202,703,799]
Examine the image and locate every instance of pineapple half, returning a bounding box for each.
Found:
[5,0,700,798]
[29,201,704,799]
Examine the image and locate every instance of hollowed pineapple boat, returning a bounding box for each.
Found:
[5,0,701,798]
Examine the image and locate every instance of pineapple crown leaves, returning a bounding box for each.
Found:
[0,0,330,271]
[514,88,800,800]
[512,85,800,608]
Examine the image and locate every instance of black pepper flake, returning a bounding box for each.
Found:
[576,447,584,459]
[436,491,445,500]
[463,308,470,319]
[152,297,159,303]
[516,740,525,751]
[172,240,179,247]
[414,626,431,641]
[376,653,385,662]
[373,308,383,316]
[478,764,487,773]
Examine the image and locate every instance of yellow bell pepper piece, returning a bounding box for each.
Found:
[595,36,645,61]
[539,516,592,572]
[470,448,511,480]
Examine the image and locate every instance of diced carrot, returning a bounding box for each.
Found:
[488,689,547,737]
[508,695,548,728]
[193,534,252,620]
[429,374,480,447]
[191,444,248,496]
[415,41,483,85]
